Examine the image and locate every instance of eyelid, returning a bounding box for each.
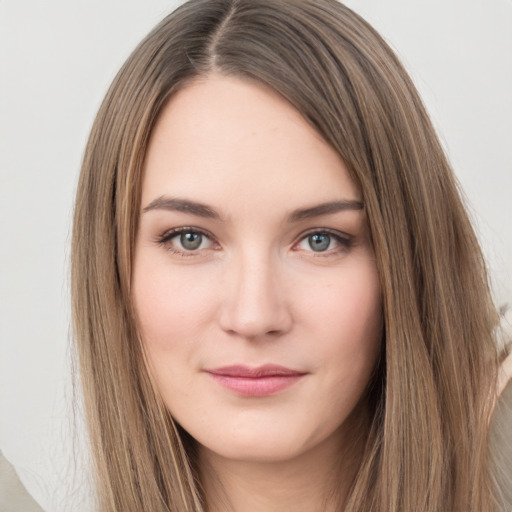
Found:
[154,226,354,257]
[157,226,212,242]
[292,228,354,254]
[156,226,219,255]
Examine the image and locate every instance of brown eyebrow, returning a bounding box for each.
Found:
[142,196,363,222]
[287,200,363,222]
[143,196,221,219]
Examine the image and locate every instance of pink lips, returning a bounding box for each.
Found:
[204,365,306,397]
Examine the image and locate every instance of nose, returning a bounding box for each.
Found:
[218,251,293,340]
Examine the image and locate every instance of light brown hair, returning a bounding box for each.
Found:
[72,0,501,510]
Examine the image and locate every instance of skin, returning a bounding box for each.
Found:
[132,75,382,512]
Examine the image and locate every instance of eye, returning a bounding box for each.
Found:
[179,232,205,251]
[295,230,352,254]
[157,227,216,254]
[306,233,332,252]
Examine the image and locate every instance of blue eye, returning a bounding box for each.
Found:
[307,233,331,252]
[180,232,203,250]
[295,230,352,254]
[158,228,214,254]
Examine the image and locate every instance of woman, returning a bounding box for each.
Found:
[71,0,510,510]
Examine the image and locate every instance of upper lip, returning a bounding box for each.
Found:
[204,365,306,378]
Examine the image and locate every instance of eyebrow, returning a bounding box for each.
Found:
[142,196,363,221]
[287,200,364,222]
[143,196,221,219]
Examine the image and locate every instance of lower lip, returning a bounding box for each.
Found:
[207,374,304,397]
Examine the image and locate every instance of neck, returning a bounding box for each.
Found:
[197,408,368,512]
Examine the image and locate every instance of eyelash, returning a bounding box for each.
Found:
[156,226,217,257]
[155,227,354,257]
[294,229,354,257]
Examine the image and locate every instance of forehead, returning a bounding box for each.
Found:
[141,74,360,212]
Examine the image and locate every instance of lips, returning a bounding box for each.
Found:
[204,365,307,397]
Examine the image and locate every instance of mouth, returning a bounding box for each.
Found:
[203,365,307,397]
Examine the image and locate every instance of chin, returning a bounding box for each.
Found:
[200,439,308,464]
[192,421,338,465]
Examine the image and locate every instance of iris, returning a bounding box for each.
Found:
[308,234,331,252]
[181,232,202,250]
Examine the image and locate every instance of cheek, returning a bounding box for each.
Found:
[303,261,382,386]
[131,263,215,399]
[304,261,381,341]
[132,261,217,349]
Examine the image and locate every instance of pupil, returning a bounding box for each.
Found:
[180,232,202,250]
[308,234,330,252]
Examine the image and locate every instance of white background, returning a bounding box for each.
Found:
[1,1,511,510]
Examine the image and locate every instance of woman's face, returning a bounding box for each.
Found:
[133,75,382,463]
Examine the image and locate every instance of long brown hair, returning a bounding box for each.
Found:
[72,1,500,510]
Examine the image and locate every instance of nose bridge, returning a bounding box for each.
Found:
[219,245,291,339]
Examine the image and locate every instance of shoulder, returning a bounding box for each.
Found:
[497,306,512,396]
[0,450,45,512]
[490,306,512,512]
[490,379,512,512]
[498,350,512,396]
